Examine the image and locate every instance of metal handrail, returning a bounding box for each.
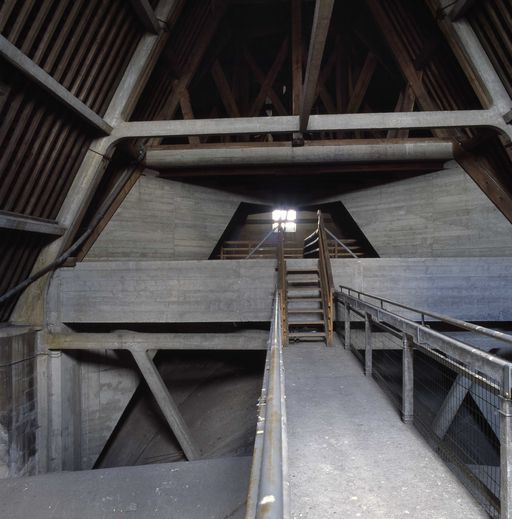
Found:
[245,291,289,519]
[325,228,358,259]
[338,285,512,347]
[246,228,276,259]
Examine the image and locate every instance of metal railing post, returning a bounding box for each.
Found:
[500,365,512,518]
[344,303,351,349]
[402,333,414,424]
[365,312,372,376]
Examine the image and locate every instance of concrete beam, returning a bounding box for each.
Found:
[300,0,335,131]
[144,140,455,168]
[114,109,504,140]
[129,0,160,34]
[0,211,66,237]
[0,35,112,135]
[436,0,512,114]
[131,350,201,460]
[44,331,268,351]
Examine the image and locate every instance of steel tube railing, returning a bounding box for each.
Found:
[336,288,512,518]
[339,285,512,347]
[245,292,289,519]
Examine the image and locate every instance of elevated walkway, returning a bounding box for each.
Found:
[284,340,486,518]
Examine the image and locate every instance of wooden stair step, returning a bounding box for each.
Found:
[287,280,320,286]
[288,321,325,326]
[287,309,323,314]
[287,297,323,301]
[287,269,319,274]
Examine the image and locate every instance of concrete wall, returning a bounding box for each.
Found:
[329,258,512,322]
[85,174,258,261]
[320,162,512,257]
[49,258,512,325]
[47,260,277,327]
[0,327,38,478]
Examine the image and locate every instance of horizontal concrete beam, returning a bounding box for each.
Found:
[0,36,112,134]
[0,210,66,236]
[114,109,504,142]
[144,140,455,168]
[44,330,268,351]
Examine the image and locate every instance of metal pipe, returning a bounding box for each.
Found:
[338,285,512,347]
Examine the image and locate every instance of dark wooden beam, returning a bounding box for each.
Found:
[129,0,160,34]
[247,38,289,117]
[449,0,477,21]
[300,0,335,131]
[366,0,512,224]
[346,53,378,113]
[211,60,241,117]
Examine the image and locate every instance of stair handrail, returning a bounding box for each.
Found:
[245,228,276,259]
[317,211,334,346]
[325,228,359,259]
[277,228,288,345]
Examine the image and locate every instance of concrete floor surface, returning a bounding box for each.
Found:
[0,456,251,519]
[284,340,488,519]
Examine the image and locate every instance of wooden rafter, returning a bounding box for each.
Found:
[211,60,241,118]
[346,53,378,114]
[178,87,200,145]
[366,0,512,224]
[155,1,227,122]
[247,38,289,117]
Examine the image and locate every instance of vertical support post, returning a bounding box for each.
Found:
[365,312,372,376]
[344,303,351,349]
[402,333,414,424]
[500,365,512,519]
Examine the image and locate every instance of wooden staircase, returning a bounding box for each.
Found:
[286,267,327,343]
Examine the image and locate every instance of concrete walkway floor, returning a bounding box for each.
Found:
[283,340,488,519]
[0,456,250,519]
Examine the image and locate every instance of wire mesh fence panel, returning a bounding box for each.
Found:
[371,329,404,412]
[413,349,501,518]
